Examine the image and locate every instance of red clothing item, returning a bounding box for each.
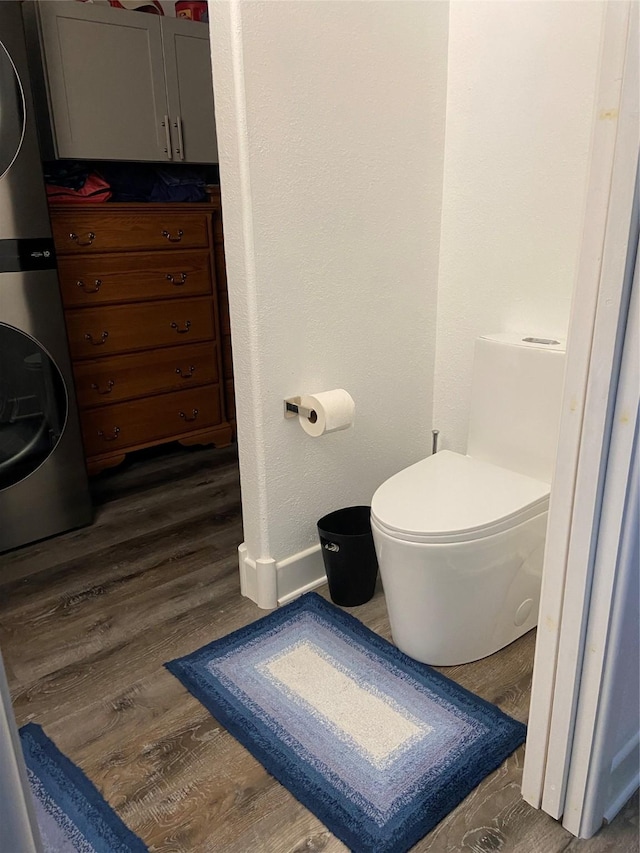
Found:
[46,173,112,203]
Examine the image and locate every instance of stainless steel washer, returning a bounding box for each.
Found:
[0,3,91,552]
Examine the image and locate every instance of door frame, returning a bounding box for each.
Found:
[0,651,42,852]
[522,0,639,829]
[564,231,639,837]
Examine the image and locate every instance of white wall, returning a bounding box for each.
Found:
[433,1,605,453]
[212,0,608,607]
[210,0,449,606]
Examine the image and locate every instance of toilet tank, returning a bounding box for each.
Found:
[466,333,566,483]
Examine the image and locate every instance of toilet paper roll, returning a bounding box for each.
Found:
[299,389,355,437]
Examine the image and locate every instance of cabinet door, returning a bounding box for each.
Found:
[37,1,170,161]
[161,17,218,164]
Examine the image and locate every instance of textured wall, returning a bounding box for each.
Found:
[211,0,449,567]
[433,1,604,453]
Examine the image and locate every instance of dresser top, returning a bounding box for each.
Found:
[49,198,222,215]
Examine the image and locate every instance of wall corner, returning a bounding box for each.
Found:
[238,545,278,609]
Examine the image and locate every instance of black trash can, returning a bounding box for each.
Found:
[317,506,379,607]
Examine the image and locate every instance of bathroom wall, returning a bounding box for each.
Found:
[210,0,449,605]
[433,1,605,453]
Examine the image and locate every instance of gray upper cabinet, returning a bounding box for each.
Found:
[35,2,217,164]
[162,16,218,165]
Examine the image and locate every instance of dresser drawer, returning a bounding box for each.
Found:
[51,212,210,254]
[66,297,214,359]
[81,385,222,458]
[74,342,219,408]
[58,250,213,307]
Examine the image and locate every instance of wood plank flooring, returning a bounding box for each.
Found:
[0,444,637,852]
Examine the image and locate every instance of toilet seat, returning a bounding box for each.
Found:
[371,450,550,545]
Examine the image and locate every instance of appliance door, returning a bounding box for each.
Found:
[0,29,24,180]
[0,322,67,490]
[0,268,91,552]
[0,2,52,239]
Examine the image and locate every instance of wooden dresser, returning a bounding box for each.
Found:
[49,201,234,475]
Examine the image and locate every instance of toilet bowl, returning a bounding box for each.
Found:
[371,333,566,666]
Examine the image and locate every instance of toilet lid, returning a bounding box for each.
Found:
[371,450,550,544]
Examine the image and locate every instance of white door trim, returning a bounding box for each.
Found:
[563,217,639,837]
[521,0,638,815]
[541,3,639,816]
[0,652,42,852]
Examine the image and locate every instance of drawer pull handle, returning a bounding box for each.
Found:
[179,408,199,422]
[175,365,195,378]
[97,427,120,442]
[76,278,102,293]
[84,331,109,346]
[90,379,114,395]
[170,320,191,334]
[162,229,184,243]
[70,231,95,246]
[166,272,188,285]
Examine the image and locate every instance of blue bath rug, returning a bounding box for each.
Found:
[166,592,526,853]
[19,723,147,853]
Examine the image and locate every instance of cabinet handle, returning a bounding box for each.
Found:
[84,331,109,346]
[170,320,191,334]
[162,115,173,160]
[70,231,95,246]
[90,379,114,395]
[179,408,199,422]
[175,365,195,379]
[174,116,185,161]
[76,278,102,293]
[166,272,187,285]
[162,229,183,243]
[97,426,120,442]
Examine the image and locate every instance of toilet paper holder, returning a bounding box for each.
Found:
[284,396,318,423]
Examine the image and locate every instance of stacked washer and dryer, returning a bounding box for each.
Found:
[0,2,91,553]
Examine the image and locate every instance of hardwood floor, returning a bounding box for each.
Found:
[0,445,637,852]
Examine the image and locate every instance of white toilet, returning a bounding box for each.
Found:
[371,333,566,666]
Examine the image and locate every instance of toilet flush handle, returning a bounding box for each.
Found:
[324,542,340,552]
